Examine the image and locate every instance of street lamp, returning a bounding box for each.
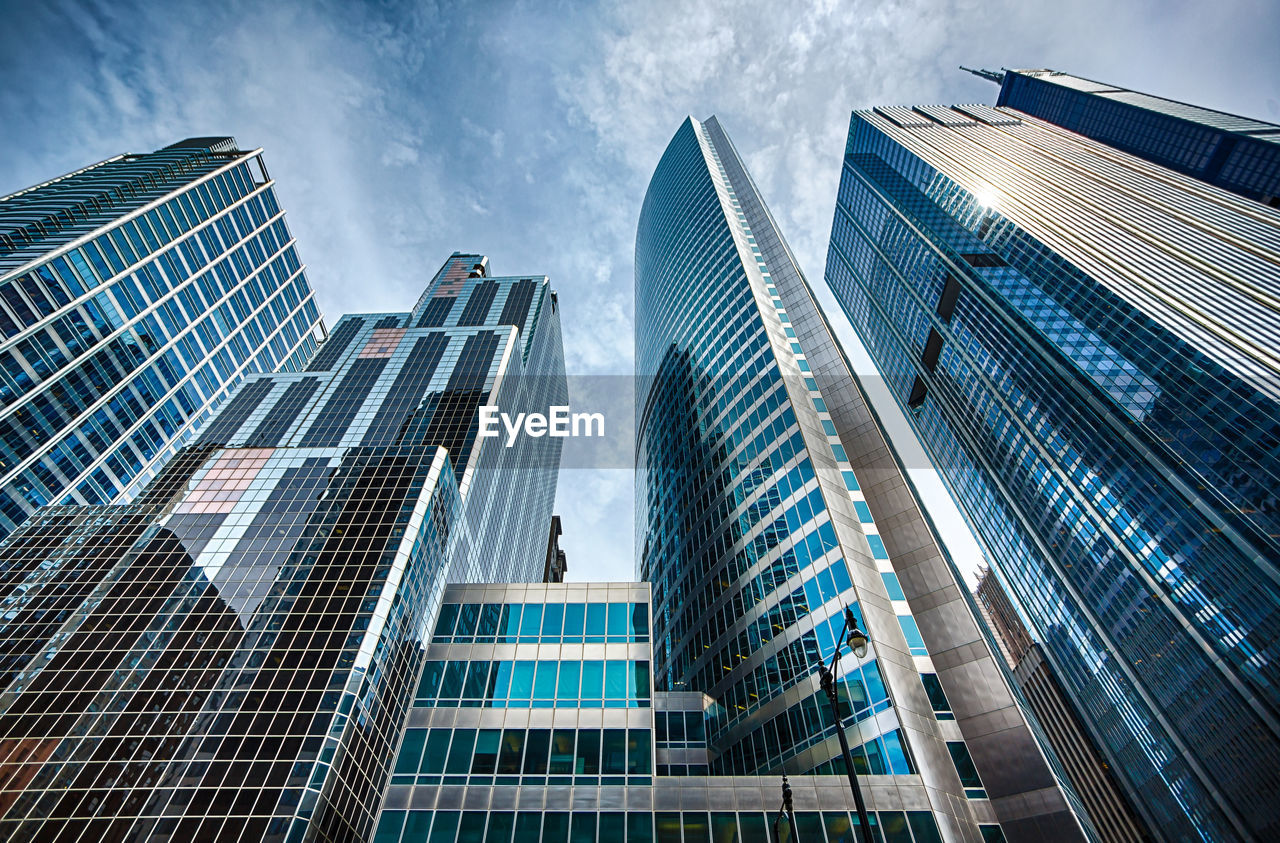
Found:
[819,607,875,843]
[772,773,796,842]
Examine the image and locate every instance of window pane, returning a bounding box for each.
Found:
[710,813,737,843]
[607,602,628,639]
[477,603,502,639]
[501,604,521,642]
[491,661,513,701]
[374,811,404,843]
[585,603,607,638]
[795,813,824,843]
[423,730,452,774]
[486,812,515,843]
[510,662,535,700]
[563,603,585,641]
[601,729,627,774]
[395,729,426,774]
[686,712,704,742]
[883,730,913,775]
[576,729,600,774]
[605,661,627,699]
[404,811,432,841]
[907,812,944,843]
[628,729,651,775]
[418,661,445,698]
[630,602,649,639]
[549,729,576,774]
[473,730,501,774]
[458,811,487,843]
[634,662,651,699]
[457,603,480,639]
[865,736,887,775]
[947,741,982,788]
[430,812,461,843]
[737,812,769,843]
[445,730,476,774]
[823,811,854,843]
[463,661,492,701]
[683,812,711,843]
[433,604,459,638]
[519,604,542,638]
[920,674,950,713]
[542,603,564,638]
[655,812,681,843]
[580,661,603,701]
[557,661,581,701]
[498,729,525,774]
[514,813,542,842]
[543,813,571,843]
[570,813,597,843]
[626,813,653,843]
[668,711,685,742]
[880,811,911,843]
[440,661,467,699]
[599,814,625,841]
[534,661,558,700]
[523,729,551,775]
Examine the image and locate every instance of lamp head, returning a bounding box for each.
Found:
[845,608,869,659]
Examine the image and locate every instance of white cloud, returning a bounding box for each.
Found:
[1,0,1276,584]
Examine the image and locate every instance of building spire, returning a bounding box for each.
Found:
[960,66,1005,84]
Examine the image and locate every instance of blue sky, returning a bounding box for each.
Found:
[3,0,1277,582]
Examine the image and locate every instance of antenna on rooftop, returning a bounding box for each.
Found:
[960,66,1005,84]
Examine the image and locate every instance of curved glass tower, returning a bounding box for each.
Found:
[637,117,1088,840]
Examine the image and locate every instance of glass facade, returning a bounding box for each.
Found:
[635,117,1076,840]
[0,137,324,539]
[990,69,1280,206]
[373,583,958,843]
[0,252,566,840]
[824,102,1280,841]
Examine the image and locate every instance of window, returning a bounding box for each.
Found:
[947,741,987,798]
[920,674,953,720]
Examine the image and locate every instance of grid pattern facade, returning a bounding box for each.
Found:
[635,117,1016,840]
[0,441,460,842]
[824,102,1280,841]
[373,584,975,843]
[0,137,323,540]
[0,252,566,841]
[995,69,1280,205]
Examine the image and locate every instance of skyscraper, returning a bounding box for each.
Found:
[0,137,324,540]
[0,252,565,841]
[824,98,1280,840]
[636,116,1088,841]
[962,67,1280,206]
[973,569,1149,843]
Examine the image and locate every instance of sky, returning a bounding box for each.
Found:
[2,0,1277,583]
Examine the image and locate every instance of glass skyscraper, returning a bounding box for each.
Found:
[0,137,324,539]
[636,116,1089,841]
[0,252,565,840]
[963,67,1280,206]
[374,580,966,843]
[824,98,1280,840]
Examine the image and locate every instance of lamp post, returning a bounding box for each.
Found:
[772,773,796,842]
[820,607,875,843]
